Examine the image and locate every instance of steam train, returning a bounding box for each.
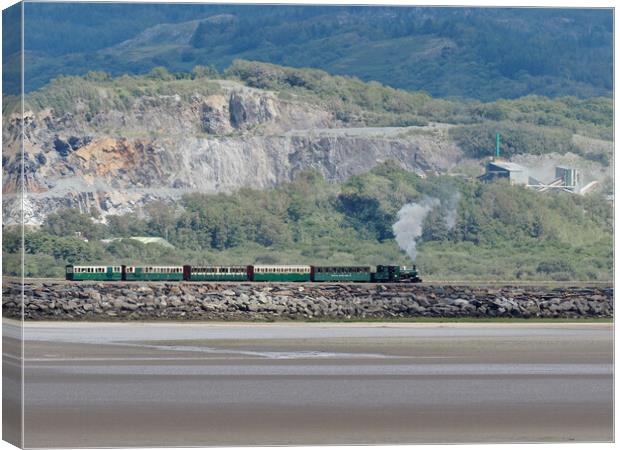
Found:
[65,264,422,283]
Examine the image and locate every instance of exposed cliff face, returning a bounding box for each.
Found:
[3,79,466,225]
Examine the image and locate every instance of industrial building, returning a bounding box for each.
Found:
[555,166,581,189]
[480,160,529,185]
[477,133,598,195]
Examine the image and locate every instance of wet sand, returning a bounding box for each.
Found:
[7,321,614,447]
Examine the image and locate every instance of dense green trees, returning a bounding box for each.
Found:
[4,164,612,281]
[19,6,612,100]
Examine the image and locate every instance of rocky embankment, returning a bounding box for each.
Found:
[2,281,613,320]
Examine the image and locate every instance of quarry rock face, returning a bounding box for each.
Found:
[2,80,464,225]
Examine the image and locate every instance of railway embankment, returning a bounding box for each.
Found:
[2,281,613,320]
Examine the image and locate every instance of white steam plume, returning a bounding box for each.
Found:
[443,191,461,230]
[392,197,439,262]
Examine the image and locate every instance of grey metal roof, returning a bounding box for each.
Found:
[488,161,527,172]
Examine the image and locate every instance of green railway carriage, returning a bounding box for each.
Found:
[124,266,184,281]
[249,265,311,282]
[311,266,372,282]
[65,265,122,281]
[188,265,249,282]
[65,263,421,283]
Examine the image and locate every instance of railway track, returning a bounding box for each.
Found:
[4,277,613,288]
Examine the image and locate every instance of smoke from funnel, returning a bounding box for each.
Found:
[443,191,461,230]
[393,189,461,261]
[392,197,439,262]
